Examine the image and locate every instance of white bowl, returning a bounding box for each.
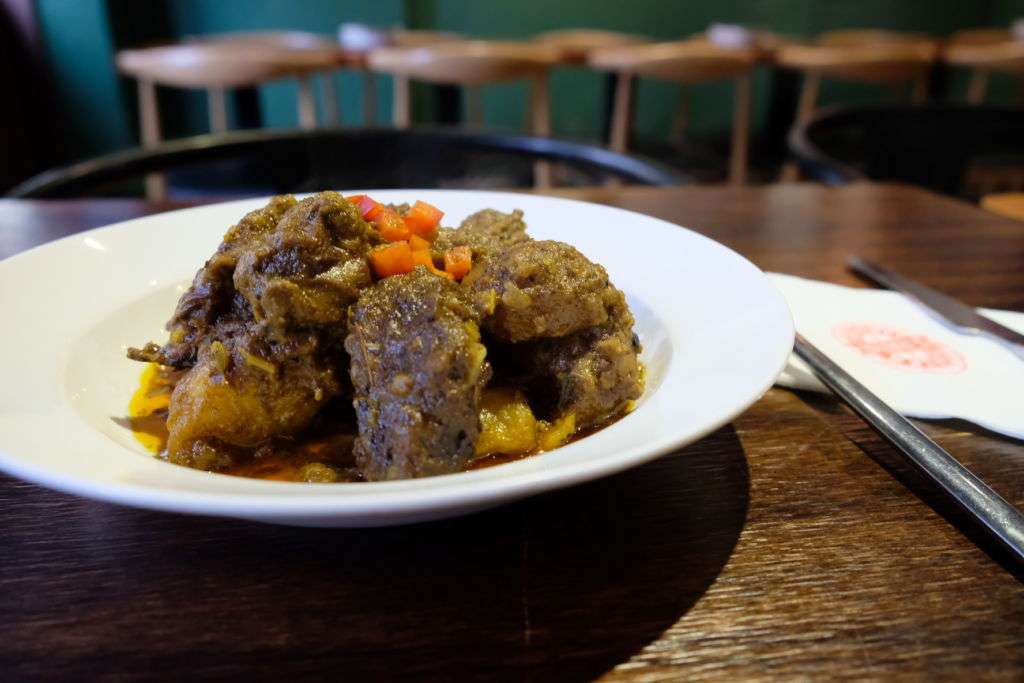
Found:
[0,190,793,526]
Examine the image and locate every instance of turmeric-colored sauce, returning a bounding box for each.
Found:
[127,363,628,482]
[127,363,359,482]
[127,363,175,454]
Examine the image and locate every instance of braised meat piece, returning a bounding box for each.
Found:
[165,333,343,470]
[433,208,530,260]
[128,195,644,481]
[525,288,643,430]
[128,194,298,367]
[464,240,620,342]
[130,192,379,469]
[233,192,376,340]
[345,269,490,481]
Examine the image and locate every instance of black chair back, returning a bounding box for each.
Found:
[789,105,1024,199]
[9,127,686,199]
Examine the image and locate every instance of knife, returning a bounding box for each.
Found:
[848,256,1024,362]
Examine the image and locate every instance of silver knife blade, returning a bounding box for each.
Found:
[849,256,1024,361]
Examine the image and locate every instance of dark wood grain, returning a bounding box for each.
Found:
[1,183,1023,681]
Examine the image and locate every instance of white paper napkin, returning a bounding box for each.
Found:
[768,273,1024,439]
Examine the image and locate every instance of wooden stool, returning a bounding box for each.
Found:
[944,29,1024,104]
[368,41,560,185]
[588,38,759,185]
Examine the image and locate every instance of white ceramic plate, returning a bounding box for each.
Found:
[0,190,793,527]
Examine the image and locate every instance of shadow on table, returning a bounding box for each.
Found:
[797,391,1024,583]
[1,426,750,680]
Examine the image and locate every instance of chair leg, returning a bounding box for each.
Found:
[392,75,410,129]
[137,79,166,201]
[609,71,633,153]
[466,86,484,128]
[910,76,928,104]
[529,73,552,188]
[207,87,228,132]
[670,85,690,150]
[782,72,821,182]
[967,69,989,104]
[361,71,377,125]
[321,73,339,126]
[297,75,317,129]
[794,72,821,125]
[730,73,751,186]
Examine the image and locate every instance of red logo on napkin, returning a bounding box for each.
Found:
[833,322,967,373]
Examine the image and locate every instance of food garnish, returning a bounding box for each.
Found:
[354,194,471,281]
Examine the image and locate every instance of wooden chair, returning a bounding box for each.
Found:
[776,30,938,181]
[368,41,560,130]
[117,33,348,198]
[588,38,759,184]
[533,29,650,63]
[185,31,353,125]
[944,29,1024,104]
[388,29,464,48]
[368,41,561,185]
[776,30,939,126]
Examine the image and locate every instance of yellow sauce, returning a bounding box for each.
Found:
[127,363,174,454]
[126,363,632,481]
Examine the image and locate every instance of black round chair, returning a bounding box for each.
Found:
[789,105,1024,200]
[8,127,686,199]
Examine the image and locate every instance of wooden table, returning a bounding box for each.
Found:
[1,183,1023,680]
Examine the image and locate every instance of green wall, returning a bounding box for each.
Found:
[36,0,133,157]
[164,0,403,131]
[33,0,1024,163]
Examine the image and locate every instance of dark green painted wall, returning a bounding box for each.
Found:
[164,0,403,131]
[33,0,1023,162]
[36,0,132,156]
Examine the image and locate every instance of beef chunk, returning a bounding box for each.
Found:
[130,194,298,368]
[525,289,643,429]
[130,192,380,468]
[345,269,490,481]
[233,192,377,341]
[465,240,620,342]
[166,333,342,470]
[433,208,530,260]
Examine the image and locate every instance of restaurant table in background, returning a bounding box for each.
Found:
[1,183,1023,680]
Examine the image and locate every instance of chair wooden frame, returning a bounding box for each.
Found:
[776,32,939,125]
[532,28,650,63]
[117,34,355,198]
[588,39,759,185]
[944,30,1024,104]
[368,41,560,185]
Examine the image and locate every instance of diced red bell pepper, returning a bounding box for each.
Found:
[404,200,444,237]
[374,206,410,242]
[408,234,432,252]
[355,195,381,221]
[444,246,472,281]
[370,242,414,278]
